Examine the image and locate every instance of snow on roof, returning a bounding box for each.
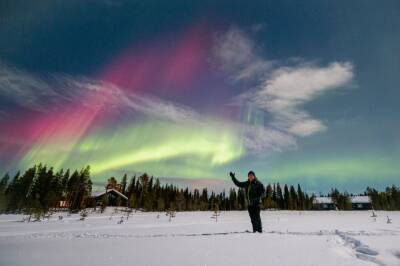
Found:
[91,191,106,197]
[351,196,371,203]
[91,189,128,200]
[313,197,333,204]
[109,189,128,200]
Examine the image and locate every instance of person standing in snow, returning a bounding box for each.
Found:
[229,171,265,233]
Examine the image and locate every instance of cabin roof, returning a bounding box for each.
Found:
[91,189,128,200]
[351,196,371,203]
[313,197,333,204]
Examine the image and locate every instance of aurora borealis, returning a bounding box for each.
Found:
[1,1,400,192]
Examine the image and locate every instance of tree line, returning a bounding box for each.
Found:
[366,186,400,210]
[1,164,400,217]
[101,173,315,211]
[0,164,92,218]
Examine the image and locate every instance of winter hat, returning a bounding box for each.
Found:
[248,170,256,177]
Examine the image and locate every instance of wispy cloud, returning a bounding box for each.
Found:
[253,62,353,137]
[214,26,354,151]
[213,25,274,82]
[0,63,57,112]
[123,94,201,123]
[240,125,297,153]
[0,63,115,112]
[0,63,198,124]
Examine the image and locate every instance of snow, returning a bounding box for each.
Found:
[351,196,371,203]
[313,196,371,204]
[0,210,399,266]
[313,196,334,204]
[91,189,128,200]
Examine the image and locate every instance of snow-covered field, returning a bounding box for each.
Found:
[0,209,399,266]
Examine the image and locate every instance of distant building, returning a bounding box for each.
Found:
[313,197,336,210]
[313,196,372,210]
[89,189,128,207]
[351,196,372,210]
[57,200,70,209]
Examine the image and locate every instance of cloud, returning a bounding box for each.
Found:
[256,62,353,108]
[254,62,353,137]
[123,94,200,124]
[287,117,326,137]
[214,26,354,150]
[0,63,199,124]
[240,125,297,153]
[0,63,57,112]
[0,63,107,112]
[213,26,273,82]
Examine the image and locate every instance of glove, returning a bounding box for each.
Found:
[229,172,235,179]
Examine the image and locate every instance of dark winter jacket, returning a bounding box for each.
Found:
[231,175,265,206]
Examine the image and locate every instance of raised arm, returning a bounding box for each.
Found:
[229,172,248,188]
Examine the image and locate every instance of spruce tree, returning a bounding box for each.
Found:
[289,185,298,210]
[0,173,10,212]
[297,184,305,210]
[276,183,284,209]
[283,184,290,210]
[121,174,127,195]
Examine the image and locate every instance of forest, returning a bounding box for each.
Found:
[0,164,399,218]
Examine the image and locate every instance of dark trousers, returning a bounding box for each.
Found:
[248,204,262,233]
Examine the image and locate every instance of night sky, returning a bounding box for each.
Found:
[1,0,399,192]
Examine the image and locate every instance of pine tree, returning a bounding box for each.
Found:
[229,188,237,210]
[175,191,185,211]
[121,174,127,195]
[0,173,10,212]
[264,184,273,209]
[289,185,298,210]
[237,188,246,210]
[200,188,208,210]
[283,184,290,209]
[67,166,92,212]
[276,183,284,209]
[126,176,136,197]
[297,184,305,210]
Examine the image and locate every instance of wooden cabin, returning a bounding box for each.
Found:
[89,189,128,207]
[56,200,70,209]
[313,197,336,210]
[351,196,372,210]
